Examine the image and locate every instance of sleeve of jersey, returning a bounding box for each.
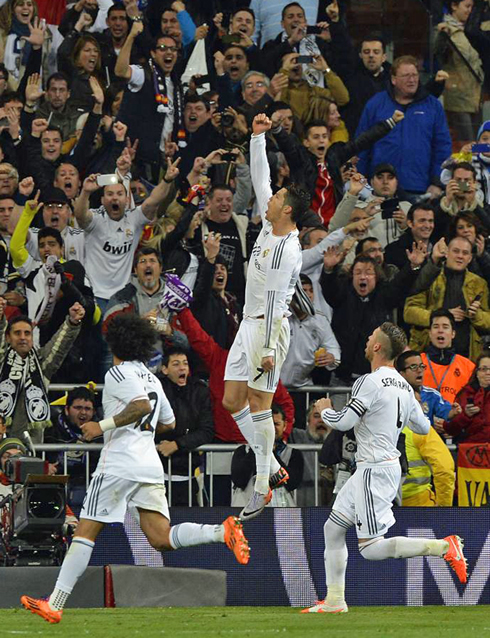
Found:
[433,392,452,421]
[320,375,376,432]
[301,228,346,273]
[262,240,297,357]
[10,202,36,270]
[158,390,175,426]
[408,395,430,435]
[104,366,148,415]
[250,132,273,225]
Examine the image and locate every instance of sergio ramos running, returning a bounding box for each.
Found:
[303,322,467,614]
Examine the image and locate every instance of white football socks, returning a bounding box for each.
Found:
[233,406,281,479]
[232,406,255,446]
[324,516,349,607]
[169,523,224,549]
[252,409,278,493]
[49,537,95,611]
[359,537,449,561]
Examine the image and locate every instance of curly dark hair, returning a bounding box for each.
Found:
[105,314,158,363]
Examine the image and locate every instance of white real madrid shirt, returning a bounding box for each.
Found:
[83,205,148,300]
[320,366,430,464]
[248,132,302,356]
[27,226,86,265]
[94,360,175,483]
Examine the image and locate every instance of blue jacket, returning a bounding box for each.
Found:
[420,386,452,424]
[355,87,452,193]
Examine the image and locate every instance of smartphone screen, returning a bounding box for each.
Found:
[296,55,314,64]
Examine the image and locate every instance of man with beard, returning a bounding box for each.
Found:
[74,160,179,311]
[116,22,185,180]
[103,248,169,371]
[35,73,81,142]
[289,401,332,506]
[45,386,100,508]
[303,323,466,614]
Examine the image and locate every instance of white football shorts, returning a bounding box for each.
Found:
[80,473,170,524]
[224,316,290,392]
[332,461,401,539]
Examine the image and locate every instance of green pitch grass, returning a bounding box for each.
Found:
[1,606,488,638]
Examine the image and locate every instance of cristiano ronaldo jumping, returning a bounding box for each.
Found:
[21,314,249,624]
[222,113,310,521]
[303,322,467,614]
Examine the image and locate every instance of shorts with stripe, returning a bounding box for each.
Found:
[224,316,290,392]
[332,461,400,539]
[80,473,170,525]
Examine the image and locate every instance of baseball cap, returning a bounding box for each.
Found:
[43,187,70,205]
[373,163,397,178]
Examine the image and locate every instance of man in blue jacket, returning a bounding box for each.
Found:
[355,55,452,198]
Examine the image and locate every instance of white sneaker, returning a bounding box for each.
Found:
[239,489,272,521]
[301,600,348,614]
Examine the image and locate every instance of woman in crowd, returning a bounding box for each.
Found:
[326,100,348,144]
[444,352,490,442]
[57,29,103,112]
[0,0,61,89]
[435,0,483,141]
[447,210,490,281]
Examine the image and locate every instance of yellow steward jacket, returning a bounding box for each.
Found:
[402,425,455,506]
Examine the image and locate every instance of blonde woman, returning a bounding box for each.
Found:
[0,0,61,89]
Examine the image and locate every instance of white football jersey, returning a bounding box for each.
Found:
[28,226,86,265]
[322,366,430,464]
[247,133,302,343]
[83,206,148,299]
[94,360,175,482]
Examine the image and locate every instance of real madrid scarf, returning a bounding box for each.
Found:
[32,256,62,327]
[0,347,50,431]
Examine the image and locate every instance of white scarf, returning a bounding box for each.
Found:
[281,32,324,87]
[33,255,62,327]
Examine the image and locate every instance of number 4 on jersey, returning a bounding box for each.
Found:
[396,398,403,429]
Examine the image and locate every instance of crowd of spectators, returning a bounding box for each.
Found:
[0,0,490,509]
